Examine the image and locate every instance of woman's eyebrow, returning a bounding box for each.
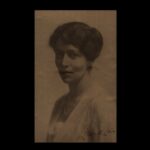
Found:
[67,49,79,53]
[54,48,64,53]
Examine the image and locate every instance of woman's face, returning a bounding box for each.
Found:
[54,42,91,84]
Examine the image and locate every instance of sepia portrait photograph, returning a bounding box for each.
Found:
[35,10,116,143]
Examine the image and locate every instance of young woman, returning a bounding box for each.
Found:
[47,22,116,142]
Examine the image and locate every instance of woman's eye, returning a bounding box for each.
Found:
[68,53,78,59]
[55,52,64,58]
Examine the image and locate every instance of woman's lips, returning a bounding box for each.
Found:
[59,71,73,75]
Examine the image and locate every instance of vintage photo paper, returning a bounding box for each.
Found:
[35,10,116,143]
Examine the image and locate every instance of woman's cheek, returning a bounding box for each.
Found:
[72,60,88,71]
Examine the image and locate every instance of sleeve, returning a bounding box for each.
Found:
[87,98,116,143]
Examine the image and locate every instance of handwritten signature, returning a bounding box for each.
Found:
[88,129,116,136]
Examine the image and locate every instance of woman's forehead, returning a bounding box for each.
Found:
[54,42,80,53]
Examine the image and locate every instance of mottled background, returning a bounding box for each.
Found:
[35,10,116,142]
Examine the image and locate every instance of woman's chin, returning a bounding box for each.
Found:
[61,77,73,84]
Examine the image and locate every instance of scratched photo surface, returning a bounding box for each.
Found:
[35,10,116,143]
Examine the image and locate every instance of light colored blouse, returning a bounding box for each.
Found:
[47,84,116,143]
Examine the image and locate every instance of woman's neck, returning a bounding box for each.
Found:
[68,71,92,98]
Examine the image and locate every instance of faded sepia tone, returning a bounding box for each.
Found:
[35,10,116,142]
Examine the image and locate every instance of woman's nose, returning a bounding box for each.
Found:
[62,54,70,67]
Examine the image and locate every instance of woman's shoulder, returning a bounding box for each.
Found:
[87,82,115,102]
[87,84,116,117]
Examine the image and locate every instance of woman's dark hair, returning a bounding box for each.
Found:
[49,22,103,61]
